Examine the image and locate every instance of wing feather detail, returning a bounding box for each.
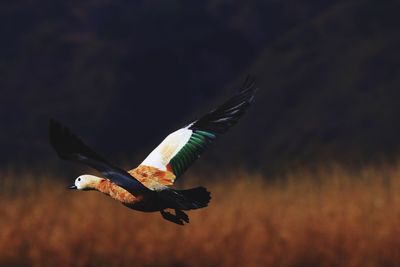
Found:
[130,77,257,186]
[49,119,150,194]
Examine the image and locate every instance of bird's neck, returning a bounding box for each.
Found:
[95,179,138,204]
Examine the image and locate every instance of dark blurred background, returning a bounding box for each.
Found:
[1,0,399,175]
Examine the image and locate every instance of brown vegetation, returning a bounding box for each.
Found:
[0,164,399,267]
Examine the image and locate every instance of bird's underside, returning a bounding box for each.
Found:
[94,177,210,225]
[49,77,257,225]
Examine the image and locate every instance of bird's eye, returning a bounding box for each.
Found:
[77,178,81,182]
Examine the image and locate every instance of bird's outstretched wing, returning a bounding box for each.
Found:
[49,119,150,195]
[129,77,257,186]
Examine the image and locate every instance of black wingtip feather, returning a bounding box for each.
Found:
[49,119,76,159]
[49,119,151,194]
[49,119,107,162]
[240,74,257,93]
[49,118,70,159]
[189,76,257,134]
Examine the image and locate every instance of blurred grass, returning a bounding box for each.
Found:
[0,164,399,267]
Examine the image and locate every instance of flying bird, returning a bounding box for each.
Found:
[49,77,257,225]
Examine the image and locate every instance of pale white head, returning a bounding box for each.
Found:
[68,174,104,190]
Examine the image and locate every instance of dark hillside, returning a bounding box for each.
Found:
[0,0,337,168]
[210,0,400,173]
[2,0,399,175]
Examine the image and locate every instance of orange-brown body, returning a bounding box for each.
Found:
[93,178,165,212]
[96,179,140,204]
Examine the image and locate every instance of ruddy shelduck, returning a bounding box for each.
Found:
[49,77,257,225]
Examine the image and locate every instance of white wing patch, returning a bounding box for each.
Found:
[141,127,193,171]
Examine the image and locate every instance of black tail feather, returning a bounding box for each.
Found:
[159,187,211,210]
[174,186,211,210]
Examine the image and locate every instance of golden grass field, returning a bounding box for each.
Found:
[0,163,399,267]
